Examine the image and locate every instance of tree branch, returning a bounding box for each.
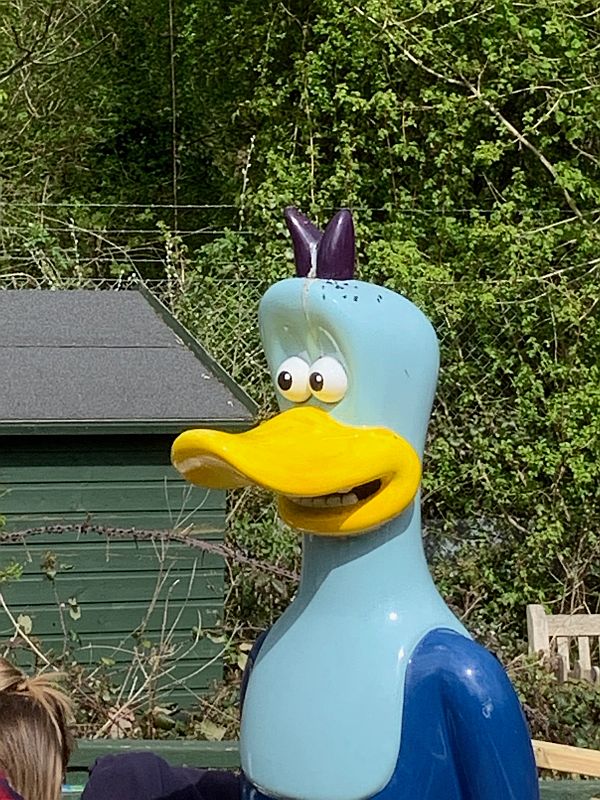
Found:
[461,74,586,221]
[354,4,590,222]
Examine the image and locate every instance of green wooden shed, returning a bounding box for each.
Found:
[0,287,255,708]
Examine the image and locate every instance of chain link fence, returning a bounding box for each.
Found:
[1,208,598,625]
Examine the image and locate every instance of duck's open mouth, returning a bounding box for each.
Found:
[171,407,420,535]
[285,478,383,509]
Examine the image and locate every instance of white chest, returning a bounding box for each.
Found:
[240,609,415,800]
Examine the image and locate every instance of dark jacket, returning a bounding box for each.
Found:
[81,753,240,800]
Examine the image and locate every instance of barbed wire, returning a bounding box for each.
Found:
[1,201,597,216]
[0,202,238,209]
[0,227,254,235]
[0,256,167,263]
[0,523,299,582]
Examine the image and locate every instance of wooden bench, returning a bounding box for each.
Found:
[527,604,600,683]
[62,738,600,799]
[534,740,600,778]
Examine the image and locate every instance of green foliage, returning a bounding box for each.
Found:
[0,507,19,584]
[176,0,599,220]
[1,0,599,672]
[226,494,300,630]
[0,560,22,585]
[511,658,600,750]
[173,0,599,638]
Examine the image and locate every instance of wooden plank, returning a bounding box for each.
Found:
[0,436,172,464]
[0,600,221,635]
[109,661,222,696]
[55,742,599,800]
[152,687,225,707]
[0,421,250,436]
[0,432,228,711]
[1,512,226,535]
[146,660,223,691]
[0,448,171,466]
[12,654,222,692]
[60,781,600,800]
[69,740,241,770]
[548,616,600,637]
[527,604,550,654]
[63,776,87,798]
[64,742,600,799]
[4,541,224,572]
[11,631,223,663]
[12,643,223,685]
[577,637,592,675]
[2,571,225,605]
[557,637,571,680]
[0,482,223,514]
[13,643,225,700]
[0,463,184,483]
[534,740,600,778]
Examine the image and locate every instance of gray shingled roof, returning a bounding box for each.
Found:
[0,289,255,429]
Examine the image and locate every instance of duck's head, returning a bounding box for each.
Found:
[172,208,439,537]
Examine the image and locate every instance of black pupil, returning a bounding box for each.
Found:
[278,371,293,391]
[309,372,324,392]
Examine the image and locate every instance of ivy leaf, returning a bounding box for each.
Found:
[199,720,226,741]
[17,614,32,635]
[67,597,81,621]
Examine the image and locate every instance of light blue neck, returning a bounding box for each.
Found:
[295,500,454,627]
[240,502,465,800]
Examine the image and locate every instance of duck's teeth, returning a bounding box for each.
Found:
[294,496,317,507]
[289,491,361,508]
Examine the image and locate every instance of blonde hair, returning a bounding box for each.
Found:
[0,659,74,800]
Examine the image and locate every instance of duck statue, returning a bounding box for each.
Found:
[171,208,539,800]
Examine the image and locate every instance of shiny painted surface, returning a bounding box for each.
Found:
[171,275,437,536]
[258,278,439,455]
[171,406,421,534]
[285,207,355,280]
[242,629,539,800]
[239,277,466,800]
[241,513,465,800]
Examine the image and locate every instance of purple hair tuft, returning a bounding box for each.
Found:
[284,207,323,277]
[316,209,355,280]
[284,207,355,280]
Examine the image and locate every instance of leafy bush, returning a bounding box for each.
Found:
[511,658,600,750]
[1,0,598,738]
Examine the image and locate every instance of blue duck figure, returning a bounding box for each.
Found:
[171,208,539,800]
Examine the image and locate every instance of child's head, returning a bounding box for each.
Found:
[0,658,74,800]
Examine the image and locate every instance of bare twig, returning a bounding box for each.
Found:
[0,591,53,666]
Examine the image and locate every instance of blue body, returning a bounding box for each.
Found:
[242,629,538,800]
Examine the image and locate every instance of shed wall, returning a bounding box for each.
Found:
[0,435,227,706]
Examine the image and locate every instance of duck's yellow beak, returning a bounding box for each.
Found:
[171,406,421,535]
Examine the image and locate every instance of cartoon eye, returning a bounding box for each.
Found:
[309,356,348,403]
[275,356,311,402]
